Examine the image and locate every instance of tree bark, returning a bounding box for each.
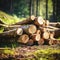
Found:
[38,38,44,45]
[14,15,35,25]
[34,17,45,27]
[27,39,34,46]
[31,34,40,41]
[20,24,37,34]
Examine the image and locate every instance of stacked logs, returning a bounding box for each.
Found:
[14,16,60,45]
[0,15,60,45]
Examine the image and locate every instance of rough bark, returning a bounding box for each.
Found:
[14,15,35,25]
[38,38,44,45]
[34,17,45,27]
[20,24,37,34]
[27,39,34,46]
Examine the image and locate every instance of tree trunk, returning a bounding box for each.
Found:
[38,38,44,45]
[43,31,50,39]
[34,17,45,27]
[17,34,29,44]
[15,15,35,25]
[31,34,40,41]
[27,39,34,46]
[20,24,37,34]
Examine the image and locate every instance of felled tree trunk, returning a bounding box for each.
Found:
[49,39,57,45]
[43,31,50,39]
[31,34,41,41]
[38,38,44,45]
[27,39,34,46]
[14,15,35,25]
[17,34,29,44]
[20,24,37,34]
[34,17,45,27]
[0,28,23,37]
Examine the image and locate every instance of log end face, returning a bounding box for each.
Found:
[28,25,37,34]
[16,28,23,35]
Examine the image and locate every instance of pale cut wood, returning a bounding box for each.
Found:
[34,16,45,26]
[45,20,49,27]
[16,28,23,35]
[18,34,29,44]
[35,30,41,34]
[49,39,57,45]
[43,31,50,39]
[49,32,55,39]
[31,34,40,41]
[38,39,44,45]
[20,25,37,34]
[27,39,34,45]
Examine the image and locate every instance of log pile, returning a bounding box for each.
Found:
[0,15,60,45]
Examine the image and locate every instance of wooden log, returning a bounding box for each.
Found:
[56,22,60,28]
[27,39,34,46]
[43,31,50,39]
[34,16,45,27]
[17,34,29,44]
[0,29,17,37]
[14,15,35,25]
[38,38,44,45]
[49,39,53,45]
[45,20,49,27]
[20,24,37,34]
[39,27,47,32]
[49,32,55,39]
[35,30,41,34]
[0,28,23,37]
[57,40,60,44]
[54,29,60,38]
[49,39,57,45]
[49,22,60,27]
[31,34,41,41]
[16,28,23,35]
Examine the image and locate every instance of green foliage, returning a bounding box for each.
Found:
[25,48,60,60]
[13,0,29,18]
[0,11,20,25]
[0,27,4,33]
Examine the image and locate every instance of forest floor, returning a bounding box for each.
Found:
[0,43,60,60]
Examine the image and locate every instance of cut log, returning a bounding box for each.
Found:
[49,39,53,45]
[35,30,41,34]
[39,27,47,32]
[20,25,37,34]
[0,29,17,37]
[54,29,60,38]
[0,28,23,37]
[31,34,41,41]
[45,20,49,27]
[38,38,44,45]
[49,39,57,45]
[14,15,35,25]
[17,34,29,44]
[49,22,60,27]
[57,40,60,44]
[56,22,60,28]
[34,16,45,27]
[16,28,23,35]
[27,39,34,46]
[43,31,50,39]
